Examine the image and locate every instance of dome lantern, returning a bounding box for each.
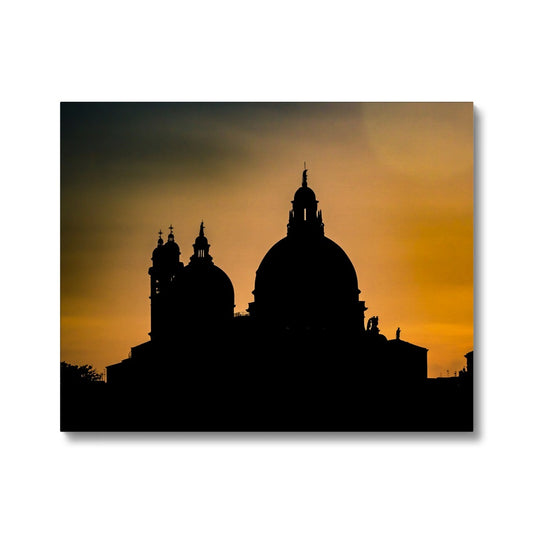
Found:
[190,221,213,264]
[288,166,324,237]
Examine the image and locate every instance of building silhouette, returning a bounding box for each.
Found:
[248,168,366,332]
[148,221,234,344]
[62,168,472,431]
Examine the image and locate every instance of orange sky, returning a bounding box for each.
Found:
[61,102,473,378]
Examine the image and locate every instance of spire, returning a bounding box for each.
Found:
[302,162,308,187]
[168,224,175,242]
[199,220,205,237]
[157,229,163,246]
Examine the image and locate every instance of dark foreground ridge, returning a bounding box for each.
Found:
[61,335,473,431]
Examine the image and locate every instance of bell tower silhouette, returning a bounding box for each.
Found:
[148,225,184,342]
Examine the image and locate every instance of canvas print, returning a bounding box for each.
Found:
[60,102,473,431]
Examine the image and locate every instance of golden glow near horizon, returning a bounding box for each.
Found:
[61,103,473,378]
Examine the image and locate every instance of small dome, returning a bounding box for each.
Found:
[160,232,181,266]
[151,231,164,257]
[152,239,163,256]
[194,234,208,247]
[164,236,180,252]
[182,263,235,322]
[294,185,316,204]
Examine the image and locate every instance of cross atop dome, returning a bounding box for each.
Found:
[167,224,177,244]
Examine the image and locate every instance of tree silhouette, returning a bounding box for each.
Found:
[61,362,103,386]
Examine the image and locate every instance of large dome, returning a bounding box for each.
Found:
[250,168,365,332]
[252,234,362,329]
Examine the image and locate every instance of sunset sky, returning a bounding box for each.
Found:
[61,102,473,378]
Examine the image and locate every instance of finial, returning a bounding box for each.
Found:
[158,229,163,238]
[199,220,204,237]
[168,224,174,234]
[302,164,308,187]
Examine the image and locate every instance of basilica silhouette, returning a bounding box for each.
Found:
[62,168,473,431]
[95,169,440,430]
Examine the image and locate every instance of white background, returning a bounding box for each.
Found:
[1,1,532,532]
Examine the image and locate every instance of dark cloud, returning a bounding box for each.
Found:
[61,103,256,188]
[60,102,366,195]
